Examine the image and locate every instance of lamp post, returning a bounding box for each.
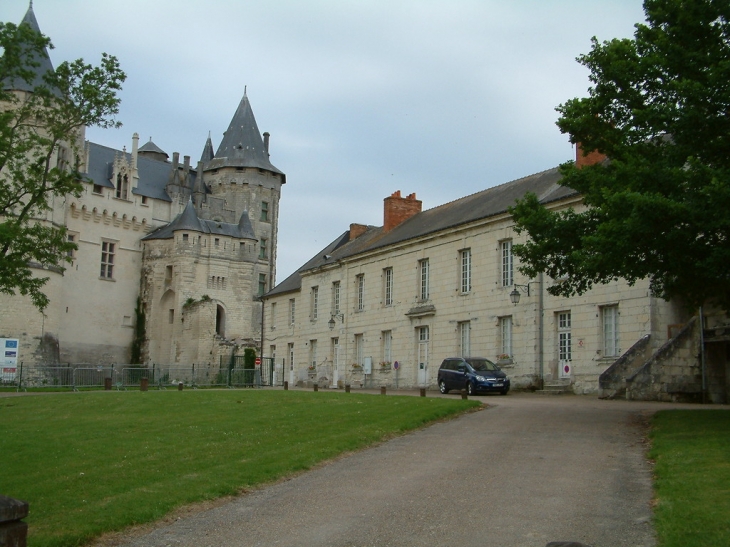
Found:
[509,283,531,305]
[328,313,344,330]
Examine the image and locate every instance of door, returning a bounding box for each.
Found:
[558,312,572,378]
[417,326,429,386]
[331,337,340,388]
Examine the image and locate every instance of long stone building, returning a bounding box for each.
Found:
[262,150,730,402]
[1,4,284,368]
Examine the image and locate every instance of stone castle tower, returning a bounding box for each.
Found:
[141,93,285,365]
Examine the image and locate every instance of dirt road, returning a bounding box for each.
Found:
[90,392,700,547]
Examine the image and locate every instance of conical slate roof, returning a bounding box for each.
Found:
[200,134,215,164]
[237,210,256,240]
[138,138,168,157]
[206,92,284,177]
[2,3,57,94]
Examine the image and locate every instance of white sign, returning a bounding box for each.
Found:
[1,338,19,383]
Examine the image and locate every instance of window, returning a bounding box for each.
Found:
[258,274,267,296]
[311,286,319,320]
[356,274,365,311]
[141,195,148,205]
[419,259,429,301]
[259,238,268,259]
[602,306,619,357]
[270,302,276,330]
[100,241,115,278]
[214,238,220,247]
[289,298,296,325]
[460,248,471,293]
[182,233,189,242]
[92,184,103,195]
[499,316,512,357]
[355,334,364,366]
[501,240,513,287]
[261,201,269,221]
[332,281,341,315]
[383,267,393,306]
[310,340,318,368]
[382,330,392,363]
[459,321,471,357]
[115,173,128,200]
[168,309,175,324]
[288,343,294,371]
[66,233,76,259]
[558,312,572,362]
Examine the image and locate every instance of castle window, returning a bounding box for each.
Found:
[258,273,267,296]
[141,196,148,205]
[182,233,189,242]
[214,238,220,247]
[92,184,103,195]
[66,233,77,259]
[100,241,115,279]
[259,238,268,259]
[261,201,269,221]
[115,173,129,200]
[216,305,226,337]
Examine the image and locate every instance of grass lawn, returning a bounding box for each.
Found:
[0,389,480,547]
[649,409,730,547]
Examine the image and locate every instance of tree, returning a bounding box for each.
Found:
[0,20,125,311]
[509,0,730,312]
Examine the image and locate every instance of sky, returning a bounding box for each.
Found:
[1,0,647,282]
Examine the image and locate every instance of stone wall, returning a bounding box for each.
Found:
[598,334,652,399]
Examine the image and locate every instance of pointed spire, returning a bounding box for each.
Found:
[169,199,204,234]
[2,2,57,94]
[207,92,284,177]
[200,132,215,164]
[237,210,256,240]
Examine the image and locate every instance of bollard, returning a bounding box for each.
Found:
[284,381,288,391]
[313,383,318,392]
[419,387,426,397]
[380,386,386,395]
[104,377,112,391]
[140,377,149,392]
[178,381,183,391]
[345,384,351,393]
[461,389,468,400]
[0,495,29,547]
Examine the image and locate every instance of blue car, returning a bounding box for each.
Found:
[437,357,510,395]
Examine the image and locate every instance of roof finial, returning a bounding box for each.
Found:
[244,85,247,97]
[29,0,33,9]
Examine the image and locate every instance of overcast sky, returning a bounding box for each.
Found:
[2,0,646,282]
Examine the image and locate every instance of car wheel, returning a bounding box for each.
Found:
[467,382,474,396]
[439,380,449,394]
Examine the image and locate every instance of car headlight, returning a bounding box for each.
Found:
[476,375,486,382]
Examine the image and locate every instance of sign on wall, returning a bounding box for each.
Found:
[1,338,19,383]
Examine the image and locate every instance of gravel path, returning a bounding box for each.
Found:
[85,392,697,547]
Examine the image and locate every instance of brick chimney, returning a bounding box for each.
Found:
[383,190,422,232]
[575,142,607,168]
[349,223,368,241]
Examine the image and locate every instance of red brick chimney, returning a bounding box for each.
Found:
[383,190,422,232]
[349,223,368,241]
[575,142,607,168]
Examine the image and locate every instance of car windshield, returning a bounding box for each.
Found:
[466,359,498,371]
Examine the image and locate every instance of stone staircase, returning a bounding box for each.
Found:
[536,380,572,395]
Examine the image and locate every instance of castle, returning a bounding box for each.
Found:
[1,4,283,367]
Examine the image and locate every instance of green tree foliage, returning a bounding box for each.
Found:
[0,21,125,311]
[509,0,730,311]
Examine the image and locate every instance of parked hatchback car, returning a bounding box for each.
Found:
[437,357,510,395]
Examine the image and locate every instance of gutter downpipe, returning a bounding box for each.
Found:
[699,306,707,404]
[538,272,544,390]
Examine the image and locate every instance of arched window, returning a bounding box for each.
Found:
[216,305,226,337]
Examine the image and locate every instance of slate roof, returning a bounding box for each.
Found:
[138,139,168,158]
[266,166,578,297]
[142,201,257,241]
[2,4,59,96]
[206,93,285,180]
[84,141,176,201]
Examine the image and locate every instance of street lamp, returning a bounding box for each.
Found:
[328,313,344,330]
[509,284,531,305]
